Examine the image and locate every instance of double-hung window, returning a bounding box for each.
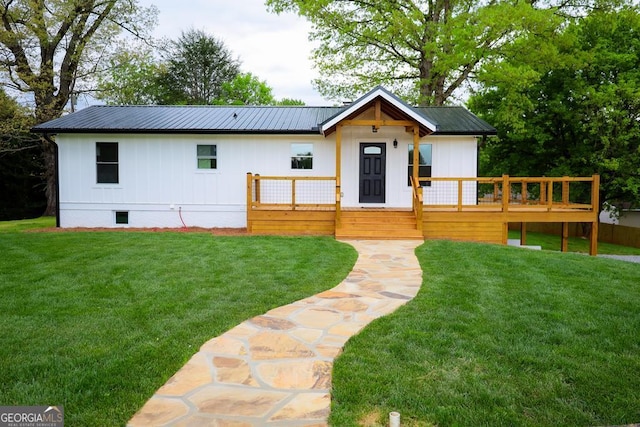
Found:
[197,145,217,169]
[408,144,432,186]
[96,142,119,184]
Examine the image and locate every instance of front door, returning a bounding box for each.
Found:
[359,143,386,203]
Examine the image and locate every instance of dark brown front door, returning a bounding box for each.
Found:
[359,143,386,203]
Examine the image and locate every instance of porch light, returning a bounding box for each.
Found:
[371,125,378,133]
[393,138,398,148]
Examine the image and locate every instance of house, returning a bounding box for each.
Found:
[33,86,600,254]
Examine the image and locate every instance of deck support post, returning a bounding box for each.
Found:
[520,222,527,246]
[561,222,569,252]
[590,174,600,256]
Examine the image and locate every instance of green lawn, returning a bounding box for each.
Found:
[0,224,357,426]
[329,240,640,426]
[508,229,640,255]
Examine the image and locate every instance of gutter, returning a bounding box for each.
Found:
[42,133,60,228]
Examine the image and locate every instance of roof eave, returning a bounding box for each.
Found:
[30,128,323,136]
[431,130,497,136]
[319,86,438,135]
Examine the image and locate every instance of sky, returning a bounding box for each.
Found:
[137,0,330,105]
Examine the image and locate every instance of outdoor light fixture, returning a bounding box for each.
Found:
[372,125,378,133]
[393,138,398,148]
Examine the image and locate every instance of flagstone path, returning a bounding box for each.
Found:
[128,239,423,427]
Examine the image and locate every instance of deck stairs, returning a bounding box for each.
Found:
[335,209,424,240]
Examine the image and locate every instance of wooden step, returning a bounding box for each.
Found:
[336,210,424,240]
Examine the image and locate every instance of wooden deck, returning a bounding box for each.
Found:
[246,174,600,255]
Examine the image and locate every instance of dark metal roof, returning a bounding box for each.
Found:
[416,107,496,135]
[32,105,345,135]
[32,102,496,136]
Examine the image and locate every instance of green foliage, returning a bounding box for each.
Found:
[0,89,45,220]
[471,6,640,211]
[0,0,158,214]
[98,37,303,106]
[266,0,583,105]
[0,231,357,425]
[277,97,306,105]
[157,29,241,105]
[0,0,157,120]
[330,240,640,426]
[96,46,167,105]
[214,72,276,105]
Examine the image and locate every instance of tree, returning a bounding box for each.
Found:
[215,72,276,105]
[0,89,45,220]
[0,0,157,215]
[277,98,305,106]
[96,46,166,105]
[98,41,305,106]
[267,0,593,105]
[470,6,640,215]
[158,29,241,105]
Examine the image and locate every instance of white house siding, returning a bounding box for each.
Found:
[339,125,478,208]
[57,130,477,228]
[57,133,334,228]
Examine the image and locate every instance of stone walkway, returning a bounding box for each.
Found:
[128,239,423,427]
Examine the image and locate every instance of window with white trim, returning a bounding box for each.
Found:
[96,142,119,184]
[408,143,432,186]
[291,143,313,169]
[197,145,217,169]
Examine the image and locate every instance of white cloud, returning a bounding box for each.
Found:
[138,0,329,105]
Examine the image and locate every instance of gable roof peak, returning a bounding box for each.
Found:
[319,86,438,136]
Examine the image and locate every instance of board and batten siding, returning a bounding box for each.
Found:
[57,133,334,228]
[56,130,477,228]
[339,125,478,208]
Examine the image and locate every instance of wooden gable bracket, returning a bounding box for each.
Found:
[373,99,382,132]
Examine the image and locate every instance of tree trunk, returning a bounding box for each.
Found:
[35,97,65,219]
[41,137,57,217]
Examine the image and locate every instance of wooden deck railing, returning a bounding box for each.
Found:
[247,173,337,210]
[416,175,599,212]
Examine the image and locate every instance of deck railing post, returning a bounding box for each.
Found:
[255,174,261,204]
[547,178,554,210]
[335,177,341,229]
[502,175,510,213]
[590,174,600,256]
[457,179,463,211]
[291,178,296,210]
[417,185,424,231]
[562,176,570,206]
[501,175,510,244]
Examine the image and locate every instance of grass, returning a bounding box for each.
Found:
[329,240,640,427]
[508,229,640,255]
[0,216,56,232]
[0,223,357,426]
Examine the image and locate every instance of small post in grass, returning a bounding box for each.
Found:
[389,411,400,427]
